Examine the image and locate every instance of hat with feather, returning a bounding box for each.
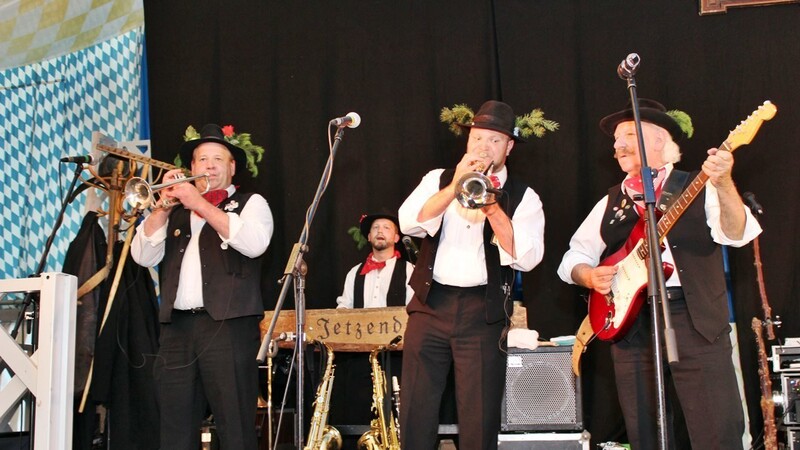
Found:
[599,98,694,141]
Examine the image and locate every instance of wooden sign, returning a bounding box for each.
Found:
[261,302,531,352]
[261,306,408,352]
[700,0,798,14]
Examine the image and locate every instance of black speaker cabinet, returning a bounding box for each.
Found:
[501,346,583,431]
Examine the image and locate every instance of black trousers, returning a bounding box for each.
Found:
[400,282,507,450]
[611,298,745,450]
[154,311,262,450]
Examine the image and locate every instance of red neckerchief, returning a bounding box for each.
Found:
[193,189,229,219]
[202,189,229,207]
[489,174,501,189]
[623,167,667,214]
[359,250,401,275]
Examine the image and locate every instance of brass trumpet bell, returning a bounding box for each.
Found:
[454,162,500,209]
[124,173,209,211]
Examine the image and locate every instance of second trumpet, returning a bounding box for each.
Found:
[124,173,209,211]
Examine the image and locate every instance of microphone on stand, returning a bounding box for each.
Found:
[329,112,361,128]
[60,154,95,164]
[743,191,764,216]
[401,236,419,264]
[617,53,641,79]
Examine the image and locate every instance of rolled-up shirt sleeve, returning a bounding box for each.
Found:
[130,218,168,267]
[219,193,274,258]
[557,196,609,285]
[399,169,446,238]
[335,265,359,309]
[497,188,545,272]
[704,183,762,247]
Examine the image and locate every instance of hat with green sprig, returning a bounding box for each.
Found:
[599,99,694,142]
[440,100,559,143]
[176,124,265,178]
[346,212,411,260]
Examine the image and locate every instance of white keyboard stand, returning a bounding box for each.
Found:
[0,273,76,449]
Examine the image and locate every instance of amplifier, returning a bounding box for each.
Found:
[501,346,582,431]
[497,431,591,449]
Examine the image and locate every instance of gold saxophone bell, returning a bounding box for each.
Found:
[304,342,342,450]
[124,173,210,211]
[454,161,498,209]
[357,344,401,450]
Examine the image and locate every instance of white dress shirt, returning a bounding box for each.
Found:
[130,185,274,309]
[335,256,415,309]
[557,163,762,286]
[398,166,545,287]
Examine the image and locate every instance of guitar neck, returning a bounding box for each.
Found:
[655,143,728,240]
[649,100,775,248]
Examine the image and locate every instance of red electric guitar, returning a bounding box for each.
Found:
[588,101,777,342]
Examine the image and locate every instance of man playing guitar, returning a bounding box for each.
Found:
[557,98,762,449]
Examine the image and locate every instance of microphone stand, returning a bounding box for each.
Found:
[257,124,350,449]
[619,58,677,450]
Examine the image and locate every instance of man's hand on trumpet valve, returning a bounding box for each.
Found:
[451,152,491,190]
[158,168,204,211]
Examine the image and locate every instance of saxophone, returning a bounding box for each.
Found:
[304,342,342,450]
[357,345,401,450]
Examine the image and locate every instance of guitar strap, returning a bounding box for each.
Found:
[656,169,690,213]
[571,315,594,377]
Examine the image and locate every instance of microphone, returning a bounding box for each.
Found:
[401,236,419,264]
[329,112,361,128]
[617,53,641,79]
[742,191,764,216]
[60,154,94,164]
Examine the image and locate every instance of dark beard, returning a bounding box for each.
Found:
[372,240,391,251]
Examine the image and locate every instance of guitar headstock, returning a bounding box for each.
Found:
[726,101,777,151]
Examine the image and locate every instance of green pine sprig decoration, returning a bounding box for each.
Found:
[440,104,559,139]
[231,132,265,178]
[347,226,369,250]
[515,109,559,138]
[440,104,475,136]
[176,125,265,177]
[666,110,694,139]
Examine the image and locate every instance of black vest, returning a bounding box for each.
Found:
[408,169,529,323]
[601,171,729,342]
[159,191,264,323]
[353,259,408,308]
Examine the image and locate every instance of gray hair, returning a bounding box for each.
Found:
[662,134,682,164]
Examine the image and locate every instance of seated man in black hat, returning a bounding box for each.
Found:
[328,213,414,432]
[131,123,273,450]
[557,99,762,449]
[336,213,414,309]
[398,100,555,450]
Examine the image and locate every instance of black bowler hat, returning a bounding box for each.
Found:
[179,124,248,174]
[599,98,685,141]
[458,100,526,143]
[359,213,401,241]
[359,213,410,261]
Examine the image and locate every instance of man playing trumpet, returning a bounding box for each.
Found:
[131,123,273,450]
[397,100,556,449]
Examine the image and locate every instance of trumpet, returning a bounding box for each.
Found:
[454,161,500,209]
[124,173,210,211]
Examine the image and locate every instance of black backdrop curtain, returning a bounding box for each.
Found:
[143,0,800,445]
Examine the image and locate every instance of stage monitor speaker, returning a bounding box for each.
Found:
[501,346,582,431]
